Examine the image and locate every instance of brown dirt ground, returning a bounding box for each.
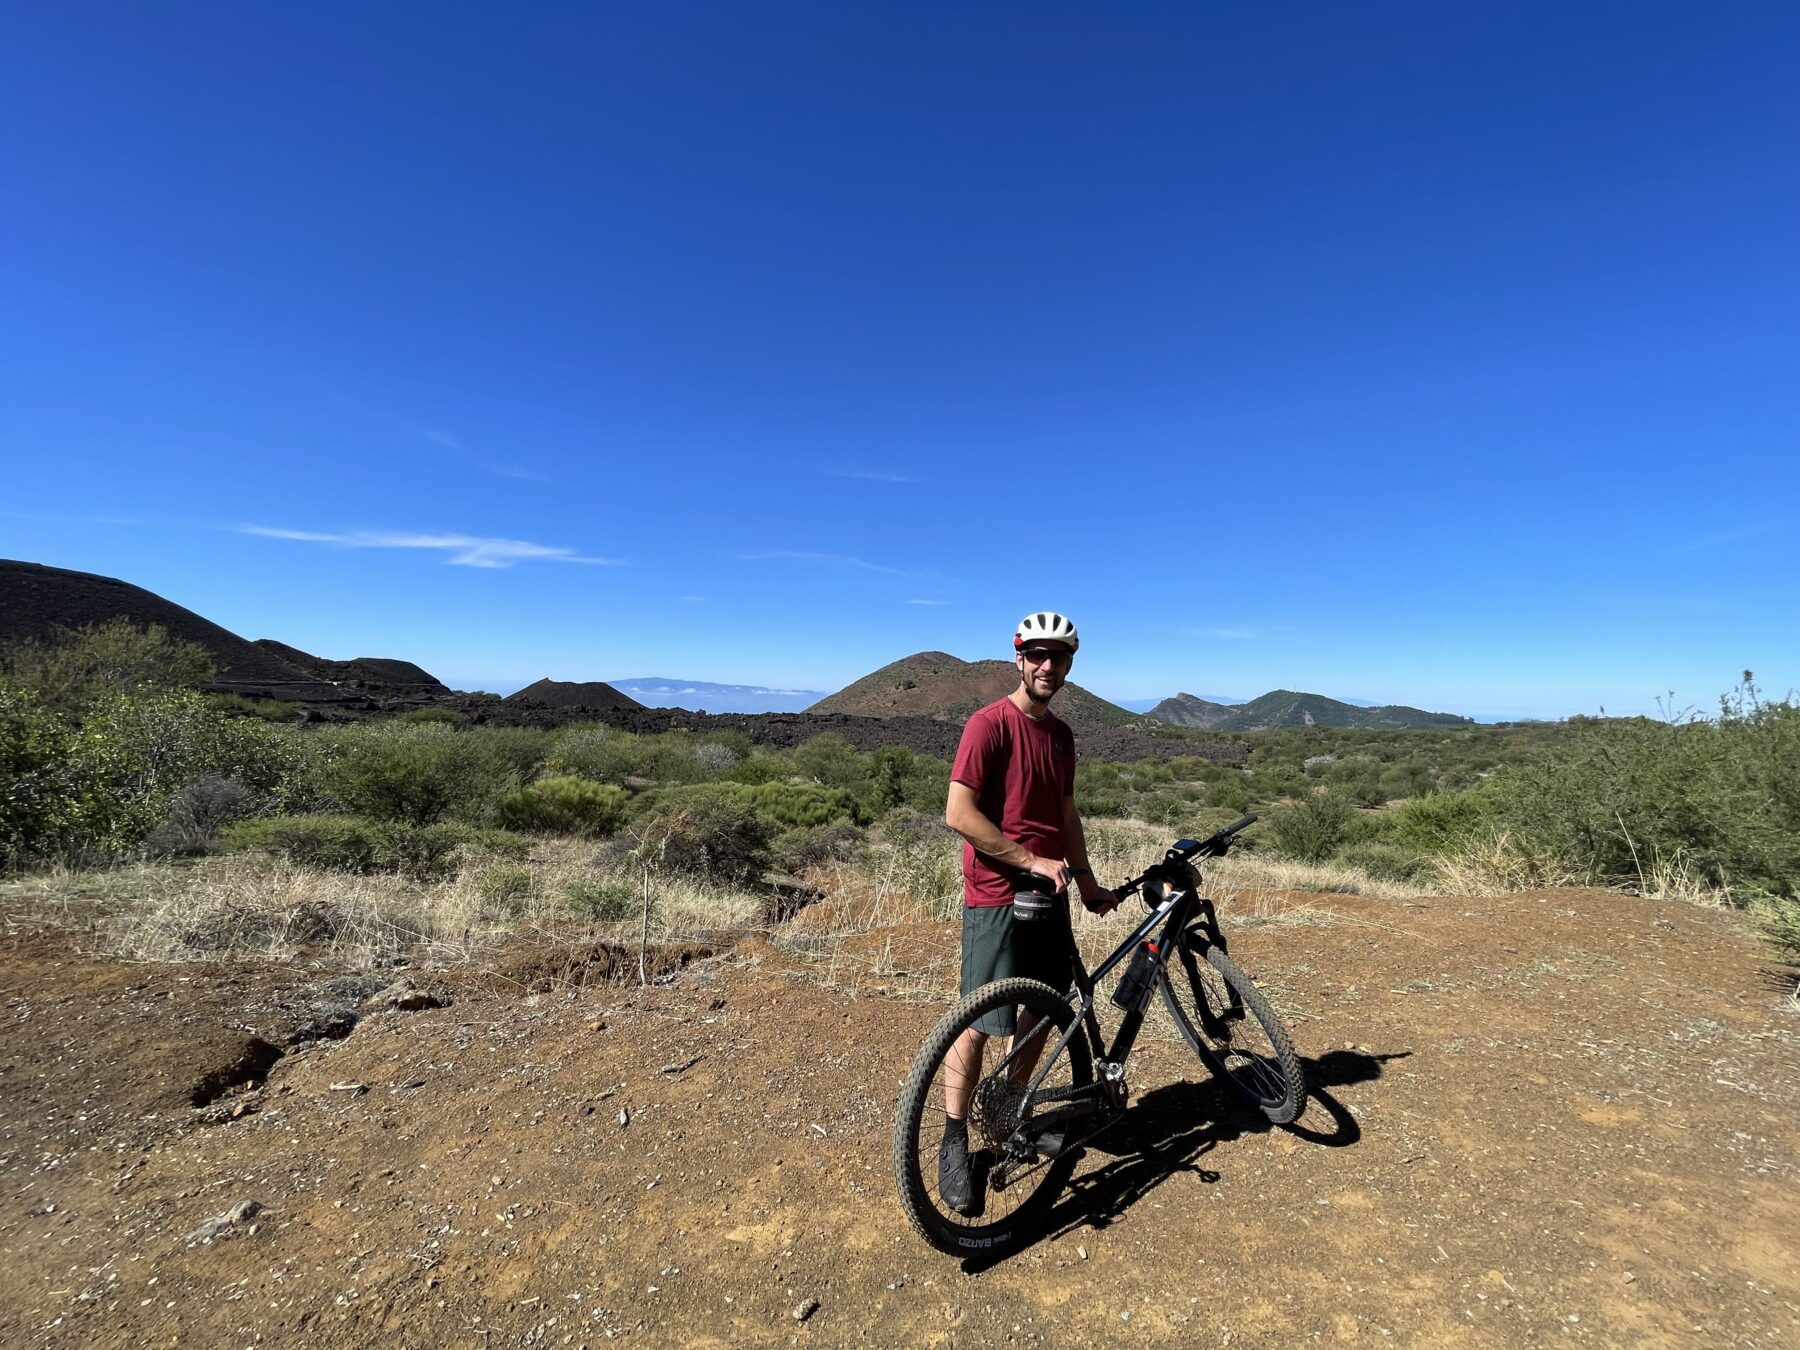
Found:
[2,887,1796,1348]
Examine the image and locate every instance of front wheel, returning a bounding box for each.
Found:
[1159,933,1305,1124]
[893,978,1091,1255]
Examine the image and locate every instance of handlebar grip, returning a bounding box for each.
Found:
[1223,813,1258,836]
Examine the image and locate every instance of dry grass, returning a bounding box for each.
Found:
[1635,848,1734,908]
[1,836,767,970]
[1431,828,1583,896]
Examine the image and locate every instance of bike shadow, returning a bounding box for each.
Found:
[959,1047,1406,1274]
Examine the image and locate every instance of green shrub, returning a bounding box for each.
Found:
[632,781,861,832]
[0,686,78,868]
[740,782,863,829]
[1135,790,1191,829]
[628,789,771,885]
[791,733,862,788]
[477,865,537,913]
[1336,840,1431,883]
[1210,779,1251,814]
[1081,788,1128,819]
[221,813,464,880]
[311,724,477,825]
[0,618,215,715]
[496,776,630,836]
[462,827,535,860]
[771,820,867,874]
[224,814,382,873]
[377,821,466,881]
[1385,791,1494,854]
[60,689,310,860]
[716,753,792,785]
[1266,790,1354,864]
[563,876,637,924]
[1488,678,1800,899]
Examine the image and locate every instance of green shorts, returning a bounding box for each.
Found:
[960,901,1074,1036]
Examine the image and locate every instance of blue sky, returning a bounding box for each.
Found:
[3,2,1795,721]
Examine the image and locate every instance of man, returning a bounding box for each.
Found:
[937,610,1119,1215]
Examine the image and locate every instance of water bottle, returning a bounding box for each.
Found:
[1112,940,1160,1012]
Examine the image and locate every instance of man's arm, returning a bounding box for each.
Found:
[945,782,1071,891]
[1062,794,1120,914]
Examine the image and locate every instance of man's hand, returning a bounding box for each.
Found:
[1078,884,1122,916]
[1024,855,1072,892]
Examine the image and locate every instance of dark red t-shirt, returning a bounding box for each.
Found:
[950,696,1077,908]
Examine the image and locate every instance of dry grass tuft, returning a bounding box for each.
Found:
[1432,829,1582,897]
[1635,849,1734,909]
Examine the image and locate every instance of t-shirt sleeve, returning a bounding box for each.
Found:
[950,709,1006,792]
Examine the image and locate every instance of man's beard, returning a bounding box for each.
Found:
[1019,671,1062,703]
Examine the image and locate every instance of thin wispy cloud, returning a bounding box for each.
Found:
[1185,626,1260,640]
[422,429,552,483]
[905,599,949,606]
[827,468,917,484]
[239,525,622,569]
[1665,520,1780,556]
[742,550,912,577]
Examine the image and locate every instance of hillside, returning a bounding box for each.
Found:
[253,639,449,695]
[1207,689,1475,732]
[505,677,646,712]
[807,651,1146,733]
[1145,692,1237,728]
[0,559,348,702]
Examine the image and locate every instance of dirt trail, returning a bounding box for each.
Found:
[2,887,1796,1347]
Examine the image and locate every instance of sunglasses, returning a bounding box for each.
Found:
[1020,647,1074,667]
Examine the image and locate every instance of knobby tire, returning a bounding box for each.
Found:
[1159,933,1305,1124]
[892,978,1091,1256]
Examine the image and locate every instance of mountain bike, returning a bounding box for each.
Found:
[892,815,1304,1254]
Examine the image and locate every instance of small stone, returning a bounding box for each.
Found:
[1622,1272,1636,1284]
[793,1298,820,1323]
[618,1108,630,1127]
[1077,1246,1089,1260]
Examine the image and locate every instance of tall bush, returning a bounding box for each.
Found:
[628,789,771,885]
[1488,677,1800,900]
[0,619,215,715]
[311,724,485,825]
[1265,789,1354,864]
[0,687,78,868]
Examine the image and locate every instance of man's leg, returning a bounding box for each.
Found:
[943,1026,987,1120]
[941,907,1018,1215]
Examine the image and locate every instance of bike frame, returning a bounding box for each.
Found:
[988,818,1255,1151]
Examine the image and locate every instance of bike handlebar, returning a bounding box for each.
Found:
[1105,814,1259,904]
[1175,814,1258,860]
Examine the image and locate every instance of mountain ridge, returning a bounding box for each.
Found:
[807,651,1145,733]
[1188,688,1475,732]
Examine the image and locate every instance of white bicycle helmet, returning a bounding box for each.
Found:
[1014,611,1080,651]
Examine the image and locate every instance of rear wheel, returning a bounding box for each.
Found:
[1159,932,1304,1124]
[893,978,1091,1255]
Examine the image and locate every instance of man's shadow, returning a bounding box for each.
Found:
[960,1047,1406,1274]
